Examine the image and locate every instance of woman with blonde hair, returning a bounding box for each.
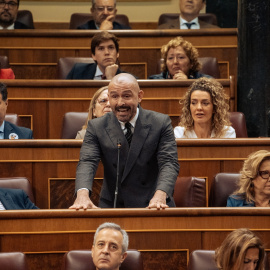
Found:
[215,228,265,270]
[174,77,235,138]
[227,150,270,207]
[148,36,211,80]
[76,86,111,139]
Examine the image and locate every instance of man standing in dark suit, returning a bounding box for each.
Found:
[77,0,131,30]
[0,0,33,29]
[66,31,128,80]
[70,73,180,209]
[0,83,33,139]
[158,0,219,29]
[0,188,38,210]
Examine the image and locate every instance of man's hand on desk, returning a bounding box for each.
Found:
[147,190,169,210]
[69,189,98,210]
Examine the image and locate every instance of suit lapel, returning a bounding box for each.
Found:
[171,18,180,29]
[89,63,98,79]
[3,121,13,139]
[121,108,151,182]
[0,190,17,210]
[105,113,130,158]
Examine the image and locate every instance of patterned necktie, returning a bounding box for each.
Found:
[125,122,133,146]
[185,22,195,29]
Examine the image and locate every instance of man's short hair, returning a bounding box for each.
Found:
[18,0,20,6]
[0,83,8,101]
[91,0,116,7]
[91,31,119,55]
[93,222,129,253]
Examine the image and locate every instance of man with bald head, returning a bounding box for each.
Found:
[70,73,179,209]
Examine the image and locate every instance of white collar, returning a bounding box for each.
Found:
[0,23,15,29]
[0,121,5,133]
[94,65,103,78]
[179,16,199,28]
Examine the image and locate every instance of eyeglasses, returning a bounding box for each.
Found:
[0,1,18,9]
[258,170,270,180]
[167,55,187,62]
[94,5,115,12]
[97,98,109,105]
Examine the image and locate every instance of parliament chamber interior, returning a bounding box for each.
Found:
[0,0,269,269]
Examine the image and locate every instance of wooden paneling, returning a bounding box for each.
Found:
[1,139,269,209]
[3,78,235,139]
[0,29,237,79]
[0,208,269,270]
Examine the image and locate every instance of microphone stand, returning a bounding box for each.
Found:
[114,139,121,208]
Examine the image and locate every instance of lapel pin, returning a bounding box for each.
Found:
[9,133,19,139]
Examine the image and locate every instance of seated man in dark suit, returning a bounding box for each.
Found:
[0,82,33,139]
[77,0,131,30]
[158,0,219,29]
[0,188,38,210]
[0,0,34,29]
[66,31,128,80]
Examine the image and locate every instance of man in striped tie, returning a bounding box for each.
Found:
[158,0,219,29]
[71,73,179,210]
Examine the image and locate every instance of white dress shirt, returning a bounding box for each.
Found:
[0,24,15,30]
[180,16,200,29]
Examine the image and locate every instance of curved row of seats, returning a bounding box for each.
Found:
[60,111,248,139]
[0,250,143,270]
[1,55,221,79]
[0,173,241,208]
[16,10,218,30]
[3,249,269,269]
[57,56,221,79]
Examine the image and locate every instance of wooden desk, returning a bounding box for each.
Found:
[0,208,269,270]
[1,139,269,209]
[4,78,234,139]
[0,29,237,80]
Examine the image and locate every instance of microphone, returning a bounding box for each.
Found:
[114,139,121,208]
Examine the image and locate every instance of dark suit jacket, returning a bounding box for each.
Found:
[227,194,255,207]
[66,62,126,80]
[4,121,33,139]
[76,106,180,208]
[0,188,38,210]
[206,0,237,28]
[14,21,34,29]
[158,18,219,29]
[77,20,131,29]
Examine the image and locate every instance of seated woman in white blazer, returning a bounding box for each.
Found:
[174,77,236,138]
